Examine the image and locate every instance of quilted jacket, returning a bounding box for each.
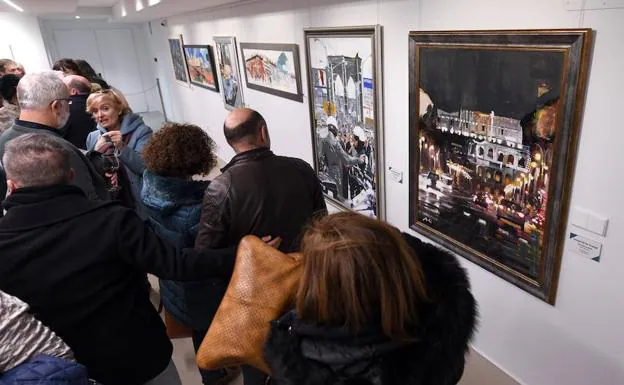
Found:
[0,355,90,385]
[141,171,223,329]
[0,290,73,373]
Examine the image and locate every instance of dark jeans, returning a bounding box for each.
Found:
[192,329,227,384]
[242,365,268,385]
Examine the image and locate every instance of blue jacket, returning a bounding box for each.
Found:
[0,356,90,385]
[141,171,226,330]
[86,113,152,207]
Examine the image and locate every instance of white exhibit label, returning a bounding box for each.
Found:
[568,232,603,263]
[388,167,404,184]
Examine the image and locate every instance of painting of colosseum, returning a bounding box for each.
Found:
[412,47,565,281]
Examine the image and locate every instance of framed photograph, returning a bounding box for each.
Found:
[183,45,219,92]
[214,36,245,110]
[168,36,189,84]
[240,42,303,102]
[304,26,384,219]
[408,29,593,303]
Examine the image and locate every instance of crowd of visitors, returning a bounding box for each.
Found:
[0,57,477,385]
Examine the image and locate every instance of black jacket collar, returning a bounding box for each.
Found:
[13,119,61,136]
[221,147,274,173]
[0,184,114,232]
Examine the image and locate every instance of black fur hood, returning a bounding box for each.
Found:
[263,232,478,385]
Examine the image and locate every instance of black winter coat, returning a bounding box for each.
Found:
[62,94,97,150]
[0,185,236,385]
[264,233,478,385]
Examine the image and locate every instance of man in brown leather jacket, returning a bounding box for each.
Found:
[195,108,327,385]
[195,108,327,253]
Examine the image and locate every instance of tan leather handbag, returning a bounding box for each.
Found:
[196,236,303,374]
[164,309,194,339]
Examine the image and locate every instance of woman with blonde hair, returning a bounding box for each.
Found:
[264,212,478,385]
[86,89,153,214]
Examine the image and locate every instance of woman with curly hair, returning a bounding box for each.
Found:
[141,123,236,385]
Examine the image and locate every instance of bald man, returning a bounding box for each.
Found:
[61,75,96,149]
[195,108,327,385]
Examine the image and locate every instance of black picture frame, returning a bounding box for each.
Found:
[240,42,303,102]
[183,44,220,92]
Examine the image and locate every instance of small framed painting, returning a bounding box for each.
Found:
[240,42,303,102]
[214,36,245,110]
[168,35,189,85]
[183,44,219,92]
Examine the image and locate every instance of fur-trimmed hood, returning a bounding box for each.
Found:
[264,232,478,385]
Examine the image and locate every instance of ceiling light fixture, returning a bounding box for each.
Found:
[2,0,24,12]
[121,5,127,17]
[148,0,161,5]
[136,0,144,12]
[75,15,80,19]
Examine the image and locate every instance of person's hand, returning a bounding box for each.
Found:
[104,131,124,149]
[261,236,282,249]
[105,172,118,188]
[94,135,113,153]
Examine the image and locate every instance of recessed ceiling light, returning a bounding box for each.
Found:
[148,0,161,5]
[75,15,80,19]
[136,0,144,11]
[2,0,24,12]
[121,5,127,17]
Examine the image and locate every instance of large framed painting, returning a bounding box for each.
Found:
[240,42,303,102]
[408,29,593,304]
[214,36,245,110]
[183,45,219,92]
[304,26,385,219]
[168,36,189,85]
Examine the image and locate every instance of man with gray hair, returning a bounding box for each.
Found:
[0,133,249,385]
[0,70,107,201]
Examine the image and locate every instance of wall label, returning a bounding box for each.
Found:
[569,233,603,263]
[388,166,404,184]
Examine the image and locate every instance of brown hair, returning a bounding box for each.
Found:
[142,122,217,178]
[52,58,83,76]
[297,212,429,340]
[86,89,132,115]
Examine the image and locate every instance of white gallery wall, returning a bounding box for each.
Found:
[0,13,50,72]
[149,1,624,384]
[40,19,161,113]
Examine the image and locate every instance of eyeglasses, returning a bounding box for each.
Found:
[52,98,73,106]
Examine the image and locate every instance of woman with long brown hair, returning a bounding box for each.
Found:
[264,212,478,385]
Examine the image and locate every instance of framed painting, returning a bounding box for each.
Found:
[214,36,245,110]
[240,42,303,102]
[304,26,385,219]
[168,35,189,85]
[408,29,593,304]
[183,45,219,92]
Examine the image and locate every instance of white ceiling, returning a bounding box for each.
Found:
[0,0,255,22]
[77,0,117,5]
[122,0,255,22]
